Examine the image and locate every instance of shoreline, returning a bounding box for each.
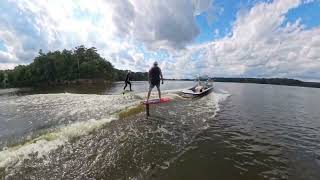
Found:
[1,78,320,90]
[165,78,320,89]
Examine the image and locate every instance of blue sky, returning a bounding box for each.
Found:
[284,0,320,28]
[195,0,245,43]
[0,40,6,51]
[195,0,320,43]
[0,0,320,80]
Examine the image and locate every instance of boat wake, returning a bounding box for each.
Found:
[0,89,230,179]
[0,93,141,168]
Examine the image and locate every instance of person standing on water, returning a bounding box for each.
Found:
[147,61,163,102]
[123,70,132,91]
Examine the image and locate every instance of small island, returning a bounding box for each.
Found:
[0,46,148,88]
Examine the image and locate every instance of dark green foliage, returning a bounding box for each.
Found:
[0,71,4,88]
[113,69,148,81]
[0,71,3,82]
[212,77,320,88]
[2,46,147,88]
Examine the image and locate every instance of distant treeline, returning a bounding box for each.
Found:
[165,77,320,88]
[211,77,320,88]
[0,46,147,88]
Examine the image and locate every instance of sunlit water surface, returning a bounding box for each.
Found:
[0,81,319,179]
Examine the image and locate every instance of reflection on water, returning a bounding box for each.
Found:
[0,82,320,180]
[107,81,195,95]
[155,83,320,180]
[33,83,112,95]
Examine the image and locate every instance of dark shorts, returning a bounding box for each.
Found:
[150,81,160,89]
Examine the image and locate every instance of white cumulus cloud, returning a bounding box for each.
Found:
[0,0,319,80]
[169,0,320,80]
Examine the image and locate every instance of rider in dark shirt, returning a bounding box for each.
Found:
[123,71,132,91]
[147,62,163,101]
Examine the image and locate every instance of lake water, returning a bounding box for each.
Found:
[0,81,319,179]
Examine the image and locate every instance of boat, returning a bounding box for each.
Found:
[182,78,213,97]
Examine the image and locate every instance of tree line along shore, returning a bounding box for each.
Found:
[168,77,320,88]
[0,46,147,88]
[1,45,319,89]
[212,77,320,88]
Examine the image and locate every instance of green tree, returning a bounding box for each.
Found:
[1,46,147,88]
[0,71,3,82]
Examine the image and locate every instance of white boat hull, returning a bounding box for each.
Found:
[182,86,213,96]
